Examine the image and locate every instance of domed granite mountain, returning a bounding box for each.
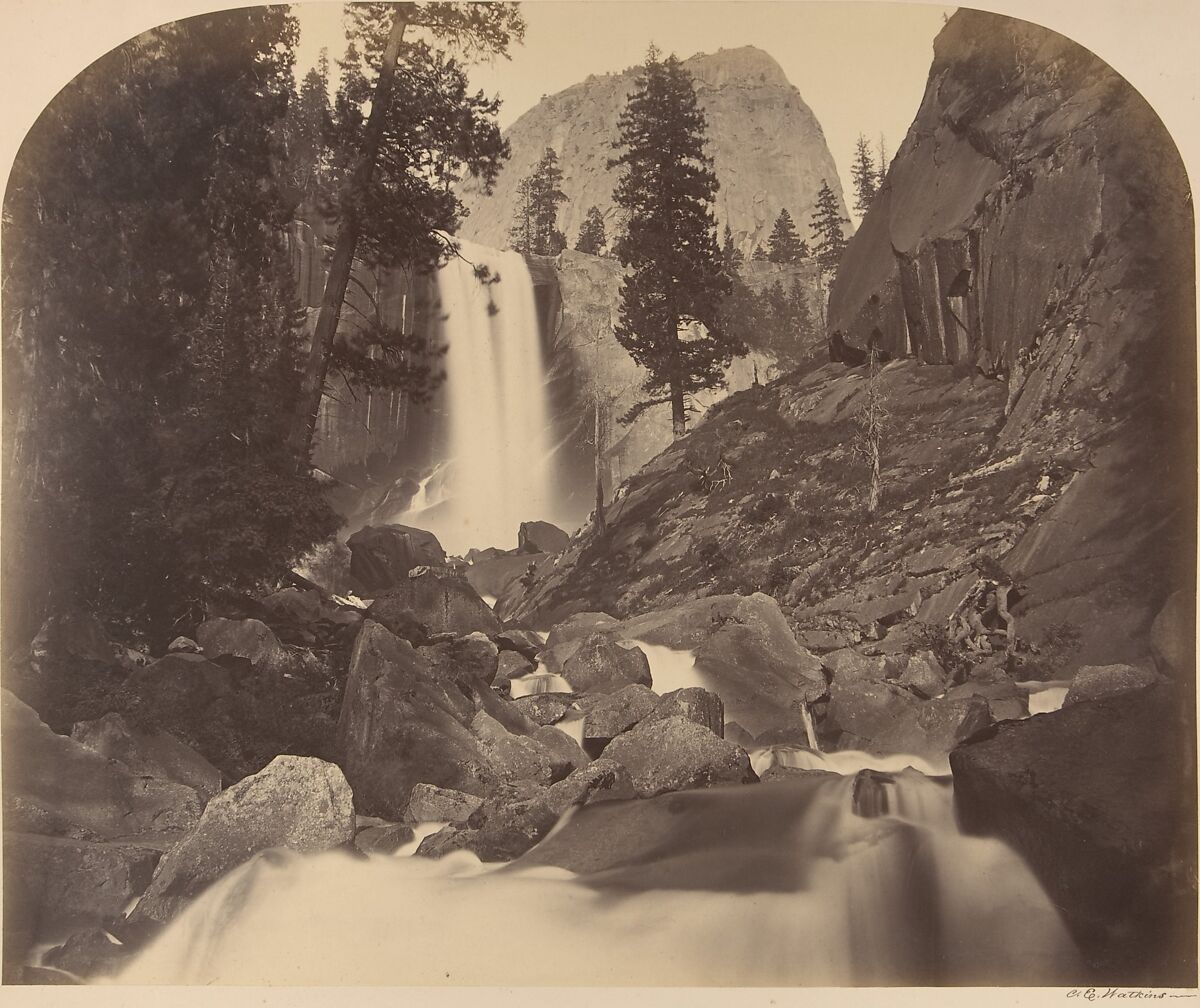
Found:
[456,46,848,258]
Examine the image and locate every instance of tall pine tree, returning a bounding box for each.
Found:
[850,134,878,217]
[721,222,744,270]
[575,205,608,255]
[767,208,807,263]
[291,2,524,461]
[509,147,567,255]
[3,8,339,642]
[608,47,740,438]
[809,179,850,282]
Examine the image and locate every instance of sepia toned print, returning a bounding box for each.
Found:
[0,0,1194,991]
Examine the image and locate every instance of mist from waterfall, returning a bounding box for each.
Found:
[403,238,553,555]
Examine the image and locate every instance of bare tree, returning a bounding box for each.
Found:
[855,345,890,513]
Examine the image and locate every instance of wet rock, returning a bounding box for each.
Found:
[346,524,447,593]
[579,684,659,742]
[414,824,477,859]
[353,822,416,856]
[495,628,545,662]
[337,622,492,818]
[167,636,201,654]
[643,687,724,737]
[129,755,354,926]
[2,833,164,969]
[2,690,203,839]
[42,927,131,980]
[404,783,484,825]
[519,521,570,555]
[890,650,949,699]
[724,722,757,748]
[1063,664,1160,707]
[544,612,621,651]
[1150,590,1192,679]
[562,635,652,694]
[603,716,757,798]
[70,712,222,803]
[195,617,291,676]
[532,725,590,777]
[471,712,554,785]
[950,685,1195,984]
[824,680,990,761]
[370,567,502,638]
[418,632,500,688]
[944,680,1028,721]
[512,692,575,726]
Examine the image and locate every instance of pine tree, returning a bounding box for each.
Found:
[767,208,806,264]
[607,47,741,438]
[291,2,524,460]
[809,179,850,281]
[3,8,339,641]
[850,134,878,217]
[509,147,567,255]
[575,205,608,255]
[877,134,889,187]
[720,222,744,270]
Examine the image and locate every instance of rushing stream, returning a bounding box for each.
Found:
[112,750,1082,986]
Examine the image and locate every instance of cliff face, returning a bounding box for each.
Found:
[513,10,1194,678]
[457,46,848,258]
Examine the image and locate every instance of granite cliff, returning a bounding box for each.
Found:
[457,46,848,258]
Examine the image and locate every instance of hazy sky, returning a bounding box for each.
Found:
[294,1,952,223]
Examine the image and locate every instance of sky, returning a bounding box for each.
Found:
[293,1,953,224]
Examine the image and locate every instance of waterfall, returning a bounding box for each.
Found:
[409,238,552,555]
[112,761,1084,986]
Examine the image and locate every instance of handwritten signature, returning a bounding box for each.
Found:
[1068,990,1198,1001]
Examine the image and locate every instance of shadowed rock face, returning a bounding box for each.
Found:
[456,46,847,258]
[951,685,1196,985]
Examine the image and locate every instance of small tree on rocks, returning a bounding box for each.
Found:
[575,205,608,255]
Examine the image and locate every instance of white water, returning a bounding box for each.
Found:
[627,641,708,694]
[113,766,1083,986]
[510,670,573,698]
[406,238,552,555]
[1020,683,1070,716]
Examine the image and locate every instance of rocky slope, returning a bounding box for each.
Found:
[457,46,848,258]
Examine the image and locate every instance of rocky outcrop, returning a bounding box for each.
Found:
[602,716,756,798]
[336,621,494,818]
[457,47,846,258]
[2,691,203,840]
[129,755,355,926]
[561,635,653,694]
[518,521,569,555]
[195,617,292,675]
[367,567,502,638]
[950,685,1196,984]
[346,524,447,593]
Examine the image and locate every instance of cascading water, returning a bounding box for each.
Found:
[111,761,1084,986]
[403,238,553,555]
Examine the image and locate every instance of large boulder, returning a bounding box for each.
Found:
[466,551,550,600]
[1063,663,1160,707]
[602,715,757,798]
[368,567,502,638]
[346,524,447,593]
[518,521,570,555]
[579,684,659,743]
[470,712,554,786]
[129,755,355,926]
[643,687,724,737]
[823,679,989,763]
[562,635,652,694]
[29,612,114,670]
[417,633,500,688]
[403,783,484,825]
[889,650,950,700]
[194,617,291,675]
[950,685,1195,984]
[2,690,203,840]
[70,712,222,802]
[1150,590,1193,679]
[511,691,574,726]
[336,621,494,818]
[259,587,325,628]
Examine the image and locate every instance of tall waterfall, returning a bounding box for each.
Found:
[409,238,552,555]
